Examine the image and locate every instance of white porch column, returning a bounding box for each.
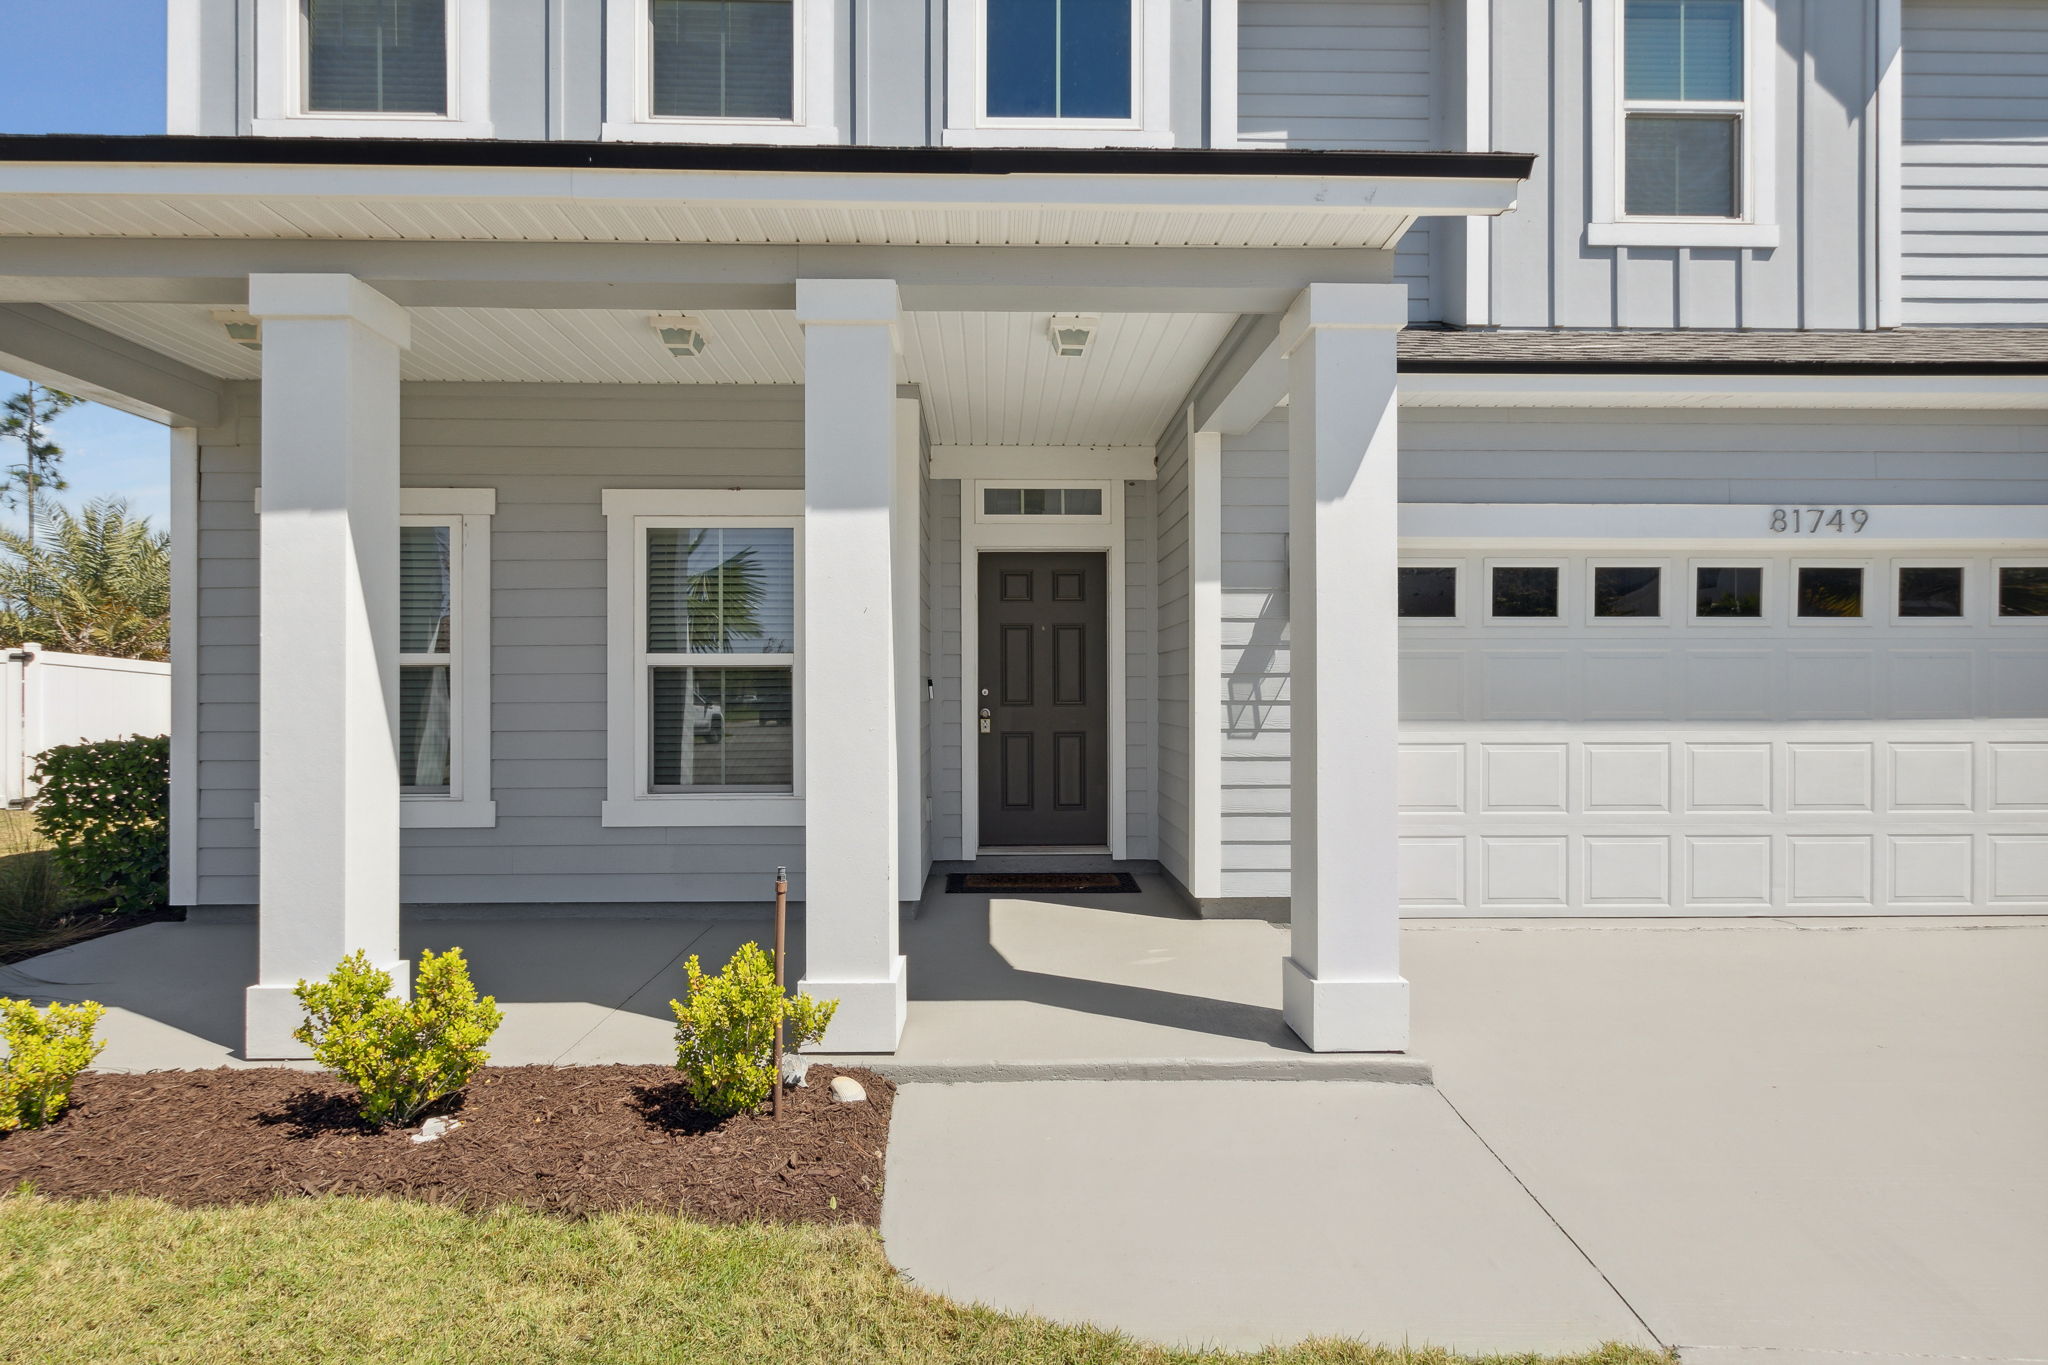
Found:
[244,274,410,1059]
[795,279,908,1052]
[1279,283,1409,1052]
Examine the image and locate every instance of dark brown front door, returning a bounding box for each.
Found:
[977,552,1110,848]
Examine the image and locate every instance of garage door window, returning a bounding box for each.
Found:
[1797,566,1864,619]
[1399,566,1458,618]
[1490,566,1561,619]
[1593,565,1662,618]
[1896,566,1964,618]
[1695,565,1762,618]
[1998,566,2048,617]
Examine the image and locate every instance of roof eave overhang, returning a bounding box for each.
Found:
[0,134,1532,222]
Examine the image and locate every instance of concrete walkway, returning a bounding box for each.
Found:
[882,915,2048,1361]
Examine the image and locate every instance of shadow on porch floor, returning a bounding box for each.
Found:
[3,875,1389,1073]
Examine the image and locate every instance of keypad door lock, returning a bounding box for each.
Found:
[979,707,992,734]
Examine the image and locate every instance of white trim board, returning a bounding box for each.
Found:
[929,447,1158,480]
[169,427,199,905]
[957,481,1130,860]
[1397,373,2048,410]
[1399,504,2048,545]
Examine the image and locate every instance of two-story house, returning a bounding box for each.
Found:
[0,0,2040,1059]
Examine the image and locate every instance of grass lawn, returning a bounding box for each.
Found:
[1,1194,1671,1365]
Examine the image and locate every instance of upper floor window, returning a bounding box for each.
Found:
[604,0,837,143]
[986,0,1131,120]
[945,0,1172,147]
[1587,0,1778,248]
[253,0,491,137]
[306,0,446,115]
[1622,0,1743,217]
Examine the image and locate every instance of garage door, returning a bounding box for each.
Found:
[1396,510,2048,916]
[1899,0,2048,326]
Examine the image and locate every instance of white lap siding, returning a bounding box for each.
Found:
[1236,0,1439,321]
[1901,0,2048,326]
[1211,407,2048,913]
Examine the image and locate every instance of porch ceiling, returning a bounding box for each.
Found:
[52,301,1237,447]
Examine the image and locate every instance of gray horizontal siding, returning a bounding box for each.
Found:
[1237,0,1439,321]
[1900,1,2048,325]
[930,480,964,861]
[1220,416,1292,898]
[196,381,808,908]
[1124,478,1159,861]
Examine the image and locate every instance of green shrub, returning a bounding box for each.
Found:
[0,997,105,1131]
[670,942,837,1119]
[32,735,168,914]
[293,949,502,1128]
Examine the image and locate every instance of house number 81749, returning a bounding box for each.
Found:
[1770,507,1868,534]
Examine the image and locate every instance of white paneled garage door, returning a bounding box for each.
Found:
[1396,528,2048,915]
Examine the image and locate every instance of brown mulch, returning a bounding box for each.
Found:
[0,1064,894,1226]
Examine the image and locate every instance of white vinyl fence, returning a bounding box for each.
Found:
[2,644,171,806]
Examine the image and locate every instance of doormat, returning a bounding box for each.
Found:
[945,871,1142,894]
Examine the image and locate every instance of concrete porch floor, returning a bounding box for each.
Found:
[2,873,1340,1073]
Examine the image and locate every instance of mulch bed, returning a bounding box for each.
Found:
[0,1064,893,1226]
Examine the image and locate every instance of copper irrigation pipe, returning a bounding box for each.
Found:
[771,865,788,1120]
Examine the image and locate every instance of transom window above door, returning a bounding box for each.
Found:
[945,0,1172,147]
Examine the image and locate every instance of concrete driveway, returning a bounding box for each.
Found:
[882,916,2048,1361]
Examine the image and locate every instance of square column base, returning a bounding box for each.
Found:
[1281,957,1409,1053]
[245,960,409,1061]
[798,955,908,1053]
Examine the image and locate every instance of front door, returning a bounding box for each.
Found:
[977,551,1110,848]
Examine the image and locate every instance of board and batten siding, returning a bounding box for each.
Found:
[1489,0,1882,329]
[1900,0,2048,326]
[1236,0,1441,321]
[1213,406,2048,902]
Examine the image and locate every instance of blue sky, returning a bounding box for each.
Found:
[1,0,170,530]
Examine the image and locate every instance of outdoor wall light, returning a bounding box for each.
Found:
[1048,315,1099,359]
[210,309,262,352]
[649,314,712,358]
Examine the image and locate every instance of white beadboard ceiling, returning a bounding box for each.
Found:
[0,195,1410,251]
[54,302,1236,446]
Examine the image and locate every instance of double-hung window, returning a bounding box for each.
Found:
[603,491,805,826]
[1589,0,1776,247]
[945,0,1173,146]
[254,0,492,137]
[398,489,495,827]
[604,0,838,143]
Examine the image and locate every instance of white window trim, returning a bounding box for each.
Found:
[1889,559,1972,627]
[1397,557,1468,628]
[942,0,1174,148]
[1586,0,1779,249]
[602,489,806,828]
[1789,558,1875,626]
[1991,558,2048,627]
[602,0,839,145]
[1689,557,1772,624]
[253,0,493,139]
[1586,557,1674,627]
[1484,557,1571,627]
[401,488,495,828]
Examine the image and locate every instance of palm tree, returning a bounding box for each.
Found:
[0,384,81,544]
[0,497,170,660]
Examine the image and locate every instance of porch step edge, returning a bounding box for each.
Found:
[805,1055,1433,1084]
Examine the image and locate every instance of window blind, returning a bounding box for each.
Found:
[1625,0,1742,102]
[1625,115,1738,216]
[649,666,793,790]
[305,0,449,115]
[400,525,452,654]
[650,0,795,119]
[399,665,452,790]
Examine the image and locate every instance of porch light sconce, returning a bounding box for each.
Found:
[649,314,712,359]
[1048,315,1099,359]
[210,309,262,352]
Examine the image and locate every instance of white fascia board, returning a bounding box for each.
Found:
[1399,373,2048,410]
[0,162,1526,219]
[1400,503,2048,545]
[928,447,1157,480]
